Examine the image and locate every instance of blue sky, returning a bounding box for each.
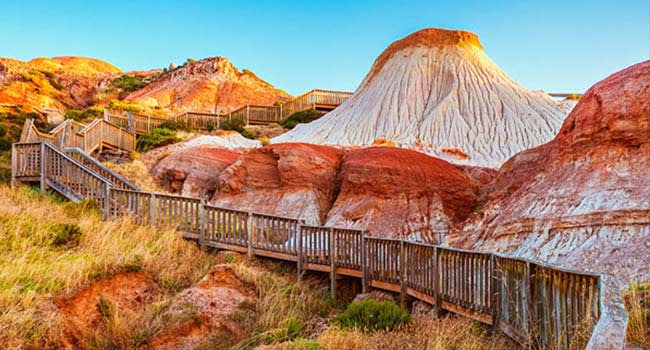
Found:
[1,0,648,95]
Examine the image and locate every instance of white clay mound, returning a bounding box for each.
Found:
[273,28,573,168]
[183,132,261,150]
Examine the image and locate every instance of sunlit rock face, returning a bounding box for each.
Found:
[446,61,650,284]
[325,147,479,242]
[274,28,572,168]
[211,143,344,224]
[125,56,291,113]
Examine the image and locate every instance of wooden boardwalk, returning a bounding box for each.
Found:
[105,89,353,134]
[11,141,622,350]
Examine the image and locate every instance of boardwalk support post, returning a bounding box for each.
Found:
[247,212,254,258]
[149,193,156,226]
[399,240,407,308]
[39,142,46,194]
[10,143,16,188]
[330,227,337,302]
[361,230,368,293]
[433,246,442,315]
[491,255,501,333]
[102,185,111,220]
[199,199,206,249]
[296,223,303,281]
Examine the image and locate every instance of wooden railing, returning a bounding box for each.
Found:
[104,88,353,134]
[11,141,626,350]
[19,118,136,153]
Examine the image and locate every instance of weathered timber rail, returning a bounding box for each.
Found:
[11,141,626,350]
[104,89,354,134]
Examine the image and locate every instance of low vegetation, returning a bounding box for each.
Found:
[64,105,103,122]
[281,109,325,129]
[625,284,650,348]
[219,117,256,139]
[0,185,213,349]
[109,74,148,98]
[136,127,181,152]
[333,300,410,332]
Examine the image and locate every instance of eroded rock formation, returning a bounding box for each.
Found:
[325,147,479,242]
[212,143,343,224]
[446,60,650,284]
[274,28,571,168]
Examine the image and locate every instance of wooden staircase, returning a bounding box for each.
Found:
[20,118,136,154]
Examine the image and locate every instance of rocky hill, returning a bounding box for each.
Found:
[445,60,650,284]
[0,56,121,115]
[125,56,292,114]
[274,28,572,168]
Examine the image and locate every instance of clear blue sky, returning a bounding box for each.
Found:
[1,0,648,95]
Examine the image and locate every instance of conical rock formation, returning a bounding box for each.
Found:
[274,28,571,168]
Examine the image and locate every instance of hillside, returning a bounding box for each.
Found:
[125,56,292,114]
[274,28,572,168]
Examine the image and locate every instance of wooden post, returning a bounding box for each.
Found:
[39,142,46,194]
[491,255,501,333]
[523,262,531,343]
[149,193,156,226]
[10,143,16,188]
[399,240,407,308]
[246,105,250,126]
[296,223,303,281]
[102,184,111,220]
[199,199,206,249]
[361,230,368,293]
[329,227,337,302]
[433,246,442,315]
[246,212,254,258]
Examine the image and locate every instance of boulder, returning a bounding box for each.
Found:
[212,143,343,224]
[152,146,239,198]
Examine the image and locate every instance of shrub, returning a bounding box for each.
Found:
[110,74,147,97]
[333,299,411,332]
[136,127,180,152]
[51,223,82,247]
[281,109,325,129]
[64,106,102,122]
[219,117,256,140]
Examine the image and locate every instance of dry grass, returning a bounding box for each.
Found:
[0,184,213,349]
[103,152,163,192]
[626,284,650,348]
[316,316,519,350]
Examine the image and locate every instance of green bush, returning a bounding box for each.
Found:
[110,74,147,97]
[136,127,180,152]
[333,299,411,332]
[51,223,82,248]
[219,118,256,140]
[281,109,325,129]
[64,107,102,122]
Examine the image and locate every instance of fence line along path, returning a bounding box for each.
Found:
[11,140,625,350]
[105,89,354,135]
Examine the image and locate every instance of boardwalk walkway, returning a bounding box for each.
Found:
[11,140,624,350]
